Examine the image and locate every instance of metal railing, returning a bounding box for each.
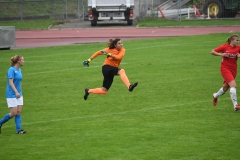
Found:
[146,0,240,21]
[0,0,87,21]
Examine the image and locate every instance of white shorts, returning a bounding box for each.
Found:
[6,97,23,108]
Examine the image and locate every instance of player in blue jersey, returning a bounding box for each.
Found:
[0,55,27,134]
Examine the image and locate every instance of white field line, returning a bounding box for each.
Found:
[2,98,230,128]
[0,40,219,61]
[0,63,127,79]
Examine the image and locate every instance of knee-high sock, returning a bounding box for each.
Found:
[15,114,22,132]
[89,88,107,94]
[118,69,130,88]
[215,87,225,97]
[230,87,237,106]
[0,113,11,126]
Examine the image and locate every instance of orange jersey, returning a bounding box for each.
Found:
[91,47,125,67]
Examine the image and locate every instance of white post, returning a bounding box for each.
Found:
[186,8,190,19]
[206,7,210,19]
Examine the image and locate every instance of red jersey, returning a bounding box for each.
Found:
[214,44,240,72]
[91,47,125,68]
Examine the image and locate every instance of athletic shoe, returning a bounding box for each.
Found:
[0,125,2,134]
[234,104,240,112]
[16,130,27,134]
[129,82,138,92]
[84,88,89,100]
[212,93,218,106]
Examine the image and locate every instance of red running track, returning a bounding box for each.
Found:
[15,26,240,49]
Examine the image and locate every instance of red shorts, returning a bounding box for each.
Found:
[221,68,236,84]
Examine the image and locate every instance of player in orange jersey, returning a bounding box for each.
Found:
[211,34,240,111]
[83,38,138,100]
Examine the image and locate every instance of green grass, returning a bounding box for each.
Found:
[137,17,240,27]
[1,33,240,159]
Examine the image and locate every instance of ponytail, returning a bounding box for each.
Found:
[10,55,22,66]
[226,34,239,44]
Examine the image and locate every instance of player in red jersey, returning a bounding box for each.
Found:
[211,34,240,111]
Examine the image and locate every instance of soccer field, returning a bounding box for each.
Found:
[0,33,240,160]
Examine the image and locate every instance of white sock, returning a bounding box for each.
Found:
[230,87,237,106]
[215,87,225,97]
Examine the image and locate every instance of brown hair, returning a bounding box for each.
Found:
[10,55,22,66]
[108,38,121,49]
[226,34,239,44]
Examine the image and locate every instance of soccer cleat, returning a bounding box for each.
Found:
[16,130,27,134]
[234,104,240,112]
[0,125,2,134]
[212,93,218,106]
[84,88,89,100]
[129,82,138,92]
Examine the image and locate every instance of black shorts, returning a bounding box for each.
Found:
[102,65,120,90]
